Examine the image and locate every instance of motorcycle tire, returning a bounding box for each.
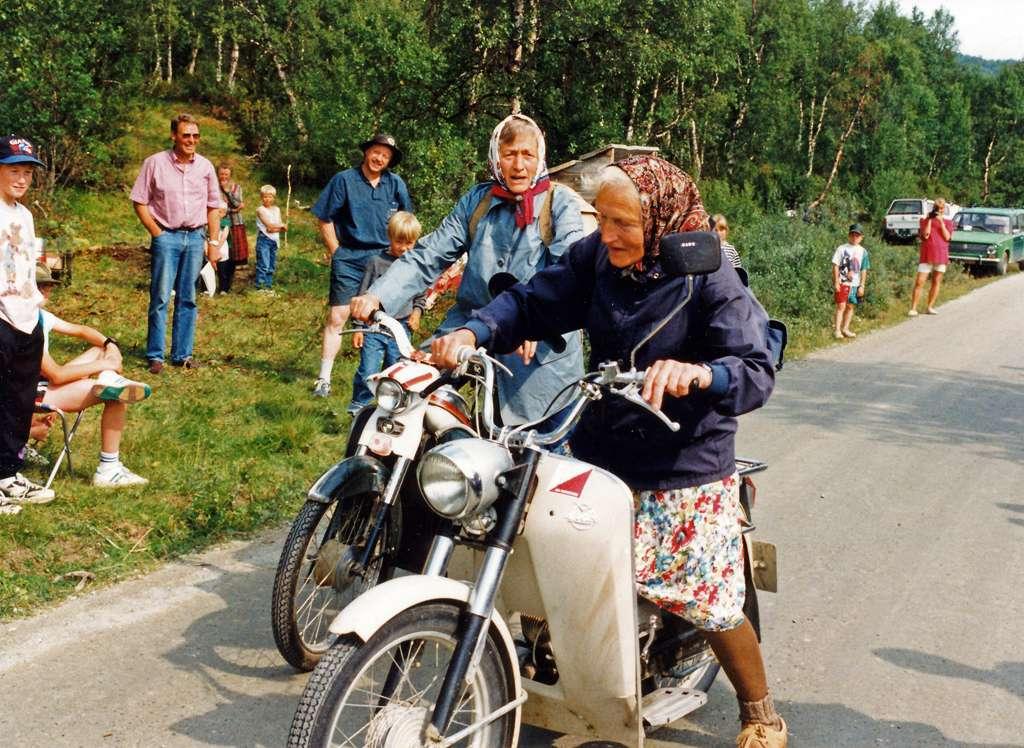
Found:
[287,602,516,748]
[271,494,399,671]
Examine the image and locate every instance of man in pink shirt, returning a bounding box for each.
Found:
[130,113,221,373]
[908,197,953,317]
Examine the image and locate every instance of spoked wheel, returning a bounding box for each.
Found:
[288,602,516,748]
[272,493,394,671]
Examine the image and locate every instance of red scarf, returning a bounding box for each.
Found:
[491,177,551,230]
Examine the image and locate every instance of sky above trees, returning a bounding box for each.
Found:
[895,0,1022,59]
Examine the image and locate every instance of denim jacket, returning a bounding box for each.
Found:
[466,232,776,490]
[370,183,587,423]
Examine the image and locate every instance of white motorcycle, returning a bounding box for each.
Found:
[271,313,476,670]
[286,234,779,746]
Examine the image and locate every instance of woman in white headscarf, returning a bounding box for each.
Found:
[350,114,587,425]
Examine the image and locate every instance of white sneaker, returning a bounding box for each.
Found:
[92,370,152,403]
[312,378,332,398]
[93,464,149,489]
[0,503,23,515]
[0,473,55,504]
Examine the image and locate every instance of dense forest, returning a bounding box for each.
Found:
[3,0,1023,226]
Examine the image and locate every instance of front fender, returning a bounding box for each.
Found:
[329,575,482,639]
[307,454,389,504]
[329,575,521,718]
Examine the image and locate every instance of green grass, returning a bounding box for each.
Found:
[0,105,365,618]
[2,104,1016,618]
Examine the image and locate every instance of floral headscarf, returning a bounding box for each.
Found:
[613,155,708,267]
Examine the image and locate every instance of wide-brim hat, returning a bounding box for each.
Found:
[0,135,45,167]
[848,223,864,235]
[359,133,402,168]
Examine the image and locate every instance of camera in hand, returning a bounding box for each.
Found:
[928,207,939,218]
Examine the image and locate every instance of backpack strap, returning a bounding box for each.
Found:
[469,183,597,249]
[467,189,493,246]
[538,185,557,248]
[541,184,599,248]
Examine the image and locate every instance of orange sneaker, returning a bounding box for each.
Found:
[737,717,788,747]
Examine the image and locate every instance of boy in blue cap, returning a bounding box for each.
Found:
[0,134,55,510]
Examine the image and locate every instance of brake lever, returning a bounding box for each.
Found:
[455,346,513,378]
[618,385,681,432]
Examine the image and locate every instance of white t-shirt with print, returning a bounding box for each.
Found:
[0,199,44,333]
[831,243,867,287]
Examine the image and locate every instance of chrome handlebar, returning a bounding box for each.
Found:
[456,348,681,447]
[351,310,415,358]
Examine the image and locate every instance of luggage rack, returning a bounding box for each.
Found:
[736,457,767,476]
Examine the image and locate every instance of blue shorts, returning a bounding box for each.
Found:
[329,249,375,307]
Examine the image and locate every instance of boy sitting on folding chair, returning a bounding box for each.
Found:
[35,266,151,488]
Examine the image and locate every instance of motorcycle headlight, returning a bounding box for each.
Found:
[417,439,513,520]
[375,377,407,413]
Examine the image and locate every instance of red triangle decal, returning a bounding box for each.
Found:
[551,469,592,498]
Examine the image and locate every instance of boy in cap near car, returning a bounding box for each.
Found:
[310,134,413,398]
[0,134,55,510]
[831,223,870,340]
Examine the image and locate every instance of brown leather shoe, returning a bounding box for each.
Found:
[147,359,164,375]
[737,717,787,747]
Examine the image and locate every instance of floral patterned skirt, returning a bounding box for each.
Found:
[633,473,746,632]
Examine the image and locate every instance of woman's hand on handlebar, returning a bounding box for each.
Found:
[431,329,477,369]
[349,294,381,323]
[642,359,712,411]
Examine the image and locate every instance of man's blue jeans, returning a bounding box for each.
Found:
[146,228,205,363]
[349,323,409,414]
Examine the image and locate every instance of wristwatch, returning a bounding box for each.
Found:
[208,239,221,247]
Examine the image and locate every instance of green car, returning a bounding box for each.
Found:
[948,207,1024,275]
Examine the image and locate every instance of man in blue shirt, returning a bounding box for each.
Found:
[310,134,413,397]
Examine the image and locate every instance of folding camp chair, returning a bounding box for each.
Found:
[34,403,85,490]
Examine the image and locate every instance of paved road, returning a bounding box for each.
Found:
[3,275,1023,746]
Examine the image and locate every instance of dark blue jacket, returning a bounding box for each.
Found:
[465,231,775,490]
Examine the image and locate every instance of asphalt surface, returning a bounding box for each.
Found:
[2,273,1022,747]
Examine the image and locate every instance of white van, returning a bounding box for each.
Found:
[882,198,960,243]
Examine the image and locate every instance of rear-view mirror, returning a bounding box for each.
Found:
[659,231,722,277]
[487,272,519,299]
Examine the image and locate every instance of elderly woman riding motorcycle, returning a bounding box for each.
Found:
[431,156,788,748]
[349,114,586,426]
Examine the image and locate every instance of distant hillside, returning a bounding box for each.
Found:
[957,53,1016,76]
